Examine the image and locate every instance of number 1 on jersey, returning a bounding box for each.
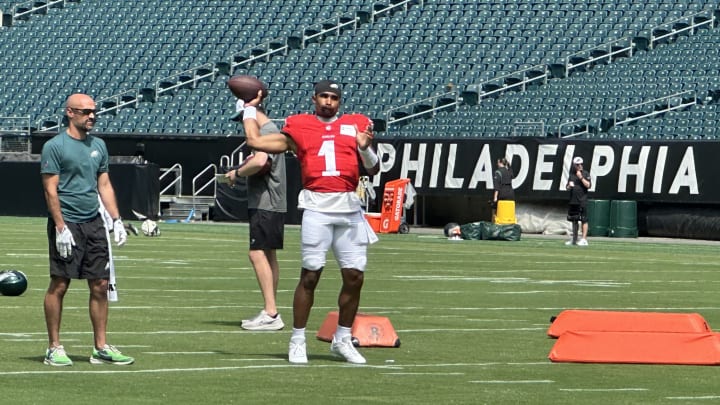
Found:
[319,140,340,176]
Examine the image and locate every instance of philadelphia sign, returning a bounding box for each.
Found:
[371,138,709,203]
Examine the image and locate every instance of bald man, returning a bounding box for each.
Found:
[40,93,134,366]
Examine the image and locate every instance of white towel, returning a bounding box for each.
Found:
[98,197,118,302]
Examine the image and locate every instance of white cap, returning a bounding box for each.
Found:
[573,157,583,164]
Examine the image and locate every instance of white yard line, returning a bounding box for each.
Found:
[382,372,465,376]
[469,380,554,384]
[0,361,554,376]
[666,396,720,400]
[560,388,648,392]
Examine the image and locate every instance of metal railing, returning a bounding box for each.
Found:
[191,163,218,218]
[649,9,715,50]
[385,91,460,133]
[614,90,696,126]
[8,0,66,24]
[564,9,715,78]
[230,37,289,75]
[36,89,142,131]
[565,37,634,78]
[0,116,31,153]
[558,119,589,139]
[155,63,217,99]
[296,13,360,49]
[219,142,247,169]
[475,64,549,101]
[159,163,183,198]
[97,89,142,114]
[512,120,545,137]
[229,0,421,75]
[368,0,422,23]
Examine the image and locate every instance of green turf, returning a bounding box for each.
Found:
[1,216,720,404]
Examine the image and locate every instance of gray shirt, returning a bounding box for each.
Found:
[247,120,287,212]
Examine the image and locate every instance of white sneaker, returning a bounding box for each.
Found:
[330,336,366,364]
[565,239,575,246]
[288,337,308,364]
[241,310,285,331]
[241,310,265,324]
[577,238,589,246]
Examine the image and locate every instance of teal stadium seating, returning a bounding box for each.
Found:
[1,0,720,138]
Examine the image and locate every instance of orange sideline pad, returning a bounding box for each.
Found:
[547,310,711,338]
[548,331,720,365]
[316,311,400,347]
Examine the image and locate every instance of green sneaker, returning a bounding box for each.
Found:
[44,345,73,366]
[90,344,135,365]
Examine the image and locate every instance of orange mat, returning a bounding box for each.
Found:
[549,331,720,365]
[316,311,400,347]
[547,310,711,338]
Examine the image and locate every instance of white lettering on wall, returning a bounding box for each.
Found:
[468,143,493,190]
[400,143,426,187]
[653,146,667,194]
[669,147,698,194]
[531,144,557,191]
[618,146,650,193]
[588,145,614,192]
[429,143,444,188]
[444,144,463,189]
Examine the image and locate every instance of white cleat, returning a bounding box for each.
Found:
[288,337,308,364]
[330,336,366,364]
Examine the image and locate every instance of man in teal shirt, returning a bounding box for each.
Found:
[40,93,134,366]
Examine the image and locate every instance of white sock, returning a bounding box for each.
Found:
[291,328,306,341]
[334,325,352,340]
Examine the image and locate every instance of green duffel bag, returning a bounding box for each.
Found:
[459,221,522,241]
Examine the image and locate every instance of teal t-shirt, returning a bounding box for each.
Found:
[40,130,109,223]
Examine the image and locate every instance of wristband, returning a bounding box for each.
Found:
[242,106,257,120]
[235,168,241,177]
[358,146,379,168]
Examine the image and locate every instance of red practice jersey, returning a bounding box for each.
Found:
[282,113,372,192]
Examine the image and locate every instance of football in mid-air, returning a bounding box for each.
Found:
[227,75,268,102]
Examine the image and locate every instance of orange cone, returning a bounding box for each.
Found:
[317,311,400,347]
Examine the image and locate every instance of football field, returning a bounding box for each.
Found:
[1,216,719,404]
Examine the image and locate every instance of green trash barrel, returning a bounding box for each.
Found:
[608,200,638,238]
[586,199,610,237]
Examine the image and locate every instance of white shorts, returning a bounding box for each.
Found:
[300,210,378,272]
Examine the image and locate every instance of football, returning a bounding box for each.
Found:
[141,219,161,236]
[0,270,28,296]
[227,75,268,102]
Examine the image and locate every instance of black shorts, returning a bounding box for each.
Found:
[248,209,285,250]
[567,204,588,223]
[47,215,110,280]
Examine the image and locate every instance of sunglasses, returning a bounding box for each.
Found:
[68,107,97,115]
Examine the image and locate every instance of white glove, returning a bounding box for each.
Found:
[235,99,245,113]
[113,219,127,247]
[235,98,258,120]
[56,226,76,259]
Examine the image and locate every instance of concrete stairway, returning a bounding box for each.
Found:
[160,195,214,222]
